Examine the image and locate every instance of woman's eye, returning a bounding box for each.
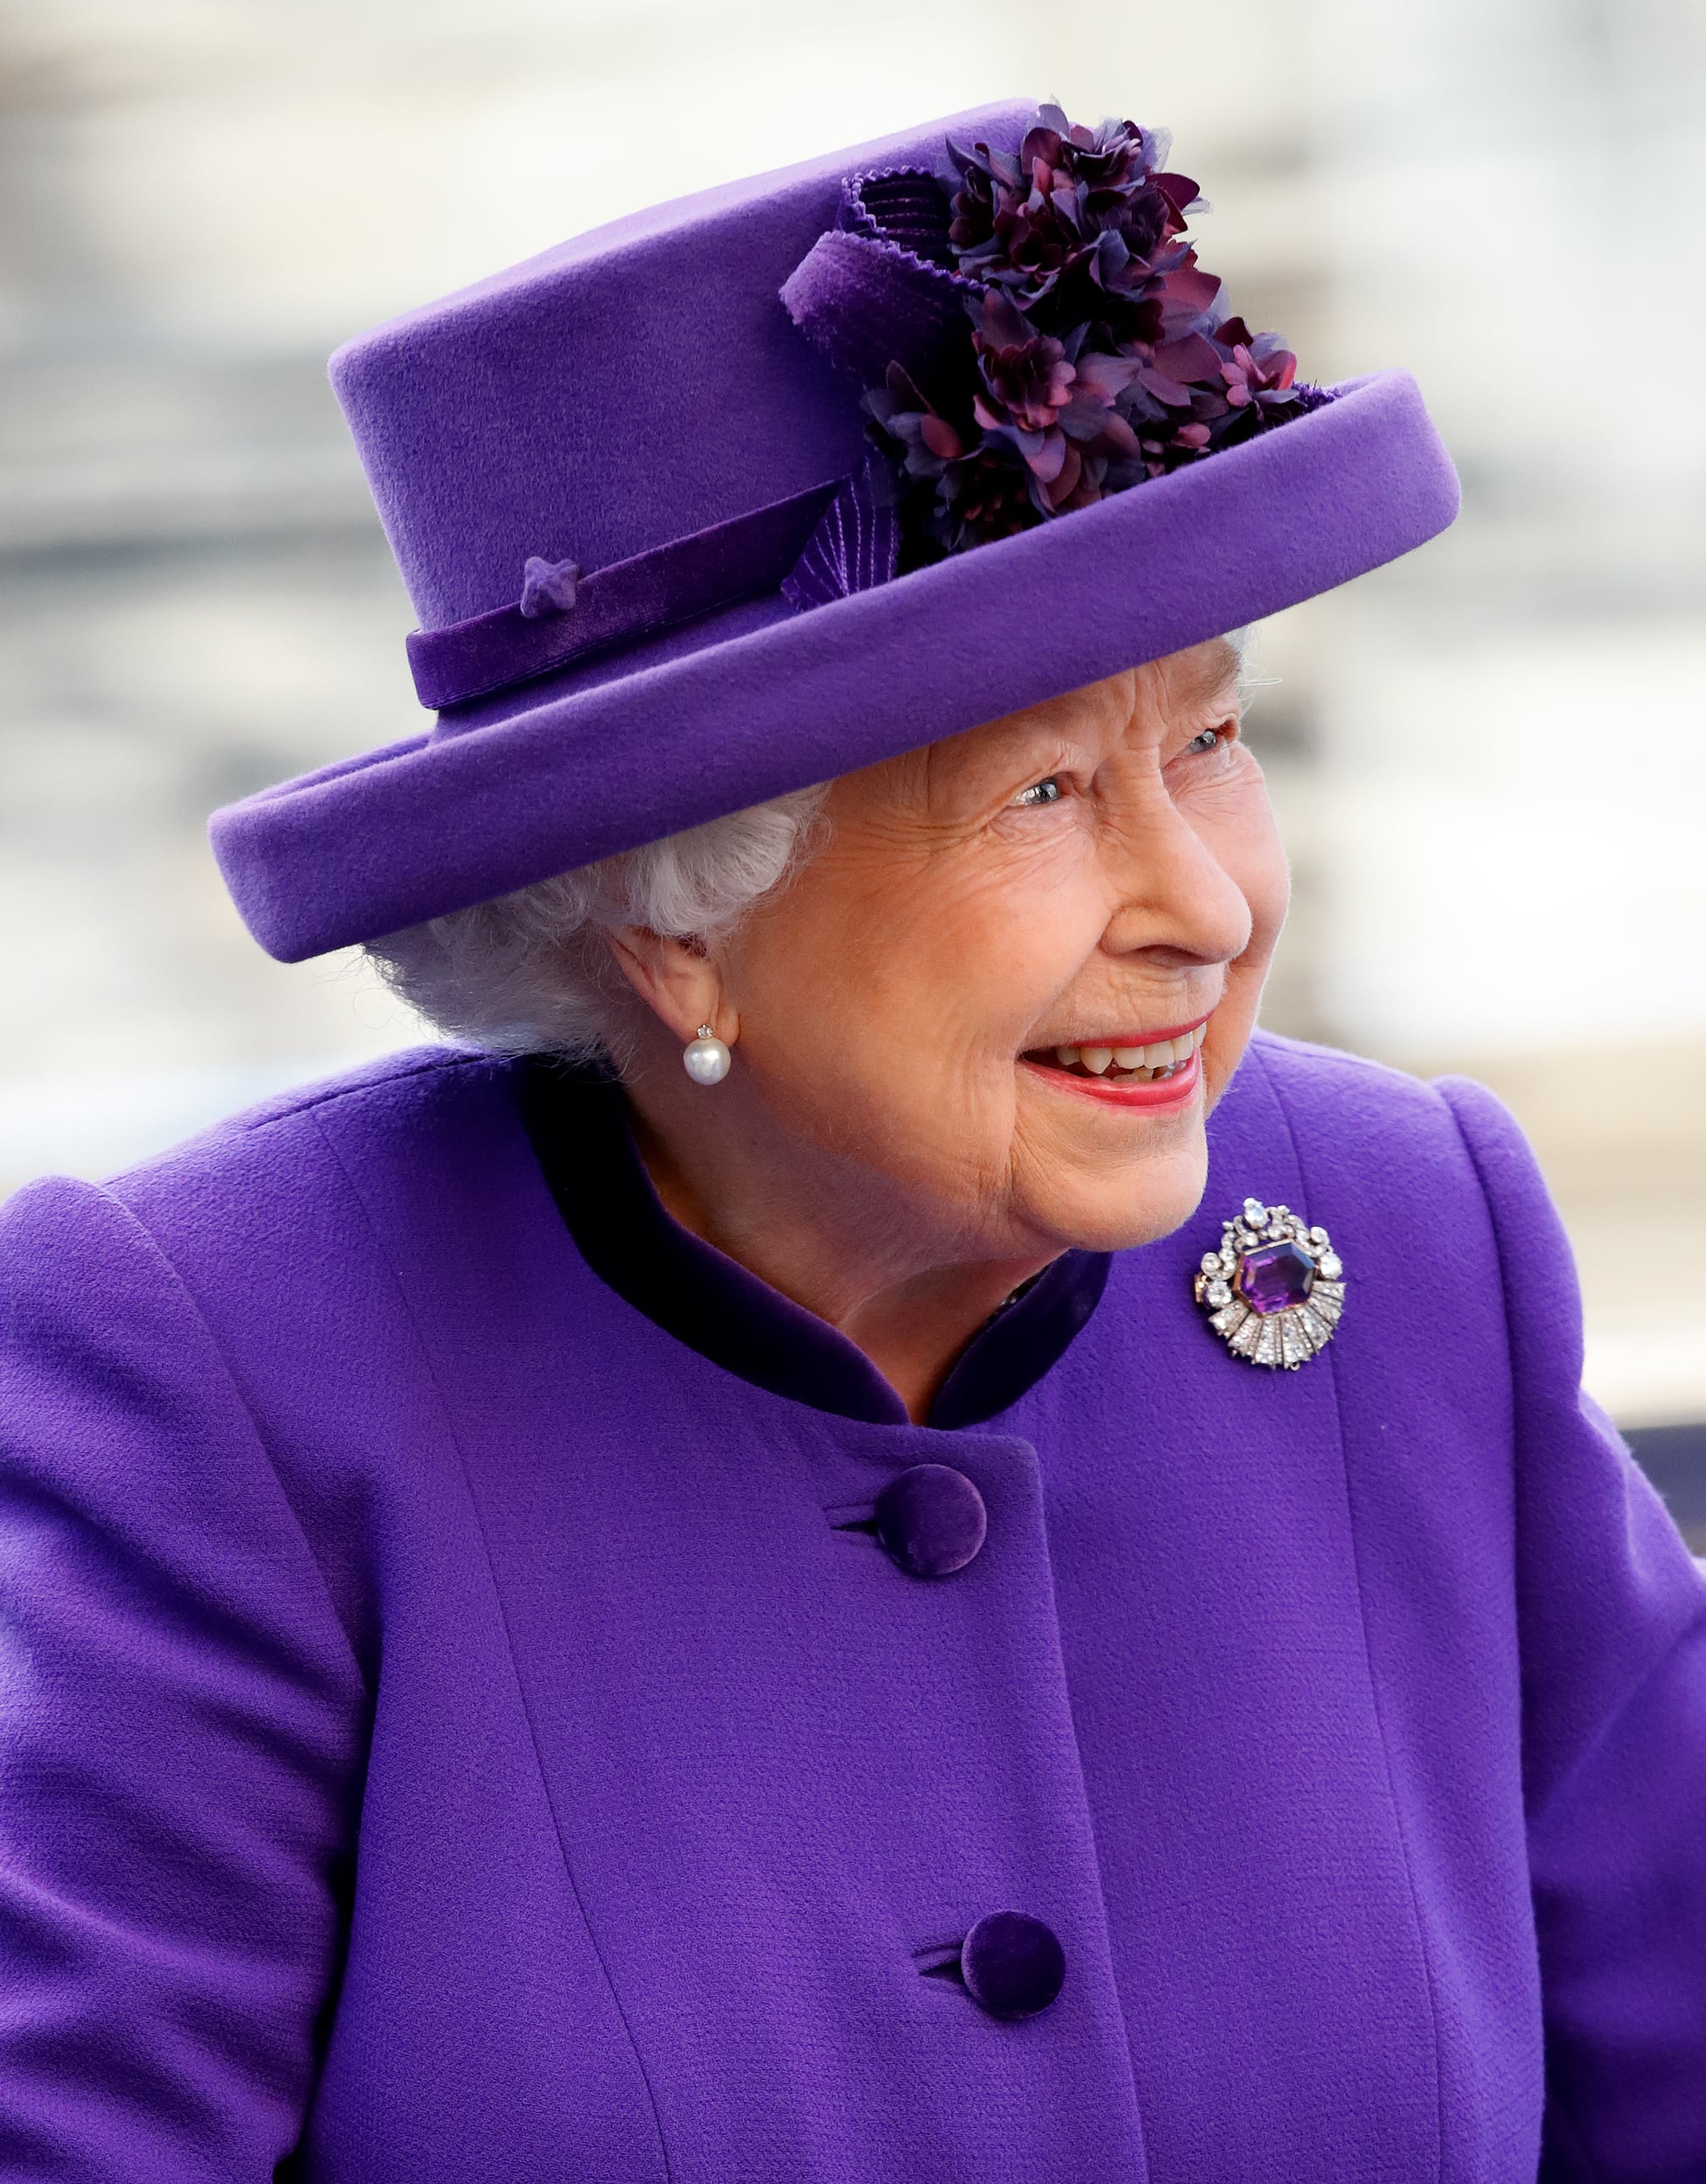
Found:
[1014,777,1063,808]
[1185,727,1222,756]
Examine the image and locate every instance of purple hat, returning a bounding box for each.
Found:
[210,100,1459,964]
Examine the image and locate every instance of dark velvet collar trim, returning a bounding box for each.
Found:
[518,1057,1109,1430]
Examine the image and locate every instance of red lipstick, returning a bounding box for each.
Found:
[1021,1047,1204,1111]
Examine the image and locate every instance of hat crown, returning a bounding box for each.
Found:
[330,103,1034,631]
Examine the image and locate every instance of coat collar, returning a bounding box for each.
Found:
[518,1057,1109,1428]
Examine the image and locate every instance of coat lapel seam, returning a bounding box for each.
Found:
[1248,1042,1449,2184]
[306,1098,680,2184]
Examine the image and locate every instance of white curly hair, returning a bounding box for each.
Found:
[368,781,831,1067]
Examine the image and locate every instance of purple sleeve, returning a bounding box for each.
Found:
[0,1177,366,2179]
[1439,1077,1706,2178]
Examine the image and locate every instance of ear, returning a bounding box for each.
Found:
[604,925,733,1047]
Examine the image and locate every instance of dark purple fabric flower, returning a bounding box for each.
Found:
[944,104,1199,327]
[1219,328,1300,413]
[958,292,1146,521]
[971,291,1075,434]
[833,101,1331,566]
[936,439,1043,549]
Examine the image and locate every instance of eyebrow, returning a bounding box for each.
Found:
[1181,637,1244,708]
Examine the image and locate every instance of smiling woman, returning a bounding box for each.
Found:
[375,638,1277,1414]
[3,99,1706,2184]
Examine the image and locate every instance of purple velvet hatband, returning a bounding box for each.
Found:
[405,480,842,711]
[208,106,1459,964]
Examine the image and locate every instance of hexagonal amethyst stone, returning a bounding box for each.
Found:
[1236,1241,1316,1316]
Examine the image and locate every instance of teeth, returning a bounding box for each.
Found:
[1039,1018,1210,1080]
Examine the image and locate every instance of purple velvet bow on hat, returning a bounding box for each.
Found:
[519,557,583,618]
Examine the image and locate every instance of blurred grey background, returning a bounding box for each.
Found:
[2,1,1703,1465]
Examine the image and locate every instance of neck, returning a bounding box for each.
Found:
[621,1068,1055,1425]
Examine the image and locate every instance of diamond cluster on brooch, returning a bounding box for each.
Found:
[1193,1197,1345,1370]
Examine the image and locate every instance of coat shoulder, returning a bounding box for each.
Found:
[1244,1026,1468,1135]
[97,1043,514,1221]
[0,1045,522,1335]
[1235,1029,1509,1209]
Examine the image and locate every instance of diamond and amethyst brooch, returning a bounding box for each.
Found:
[1193,1198,1345,1370]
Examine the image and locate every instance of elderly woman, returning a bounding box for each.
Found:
[2,99,1703,2184]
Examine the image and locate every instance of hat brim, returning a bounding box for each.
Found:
[211,370,1456,963]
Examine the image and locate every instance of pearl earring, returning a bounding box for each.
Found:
[682,1023,731,1086]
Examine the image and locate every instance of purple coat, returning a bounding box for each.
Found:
[1,1032,1703,2181]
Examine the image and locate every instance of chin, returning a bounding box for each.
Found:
[1035,1136,1211,1256]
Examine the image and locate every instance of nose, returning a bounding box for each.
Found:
[1097,778,1254,971]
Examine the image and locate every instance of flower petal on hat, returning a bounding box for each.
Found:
[1152,331,1223,386]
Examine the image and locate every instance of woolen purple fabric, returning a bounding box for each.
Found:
[2,1031,1703,2179]
[206,100,1460,964]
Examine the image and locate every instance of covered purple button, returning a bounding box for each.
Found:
[874,1464,986,1578]
[960,1910,1066,2020]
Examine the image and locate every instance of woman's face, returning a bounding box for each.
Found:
[705,637,1289,1262]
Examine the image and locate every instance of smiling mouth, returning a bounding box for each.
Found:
[1024,1020,1209,1085]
